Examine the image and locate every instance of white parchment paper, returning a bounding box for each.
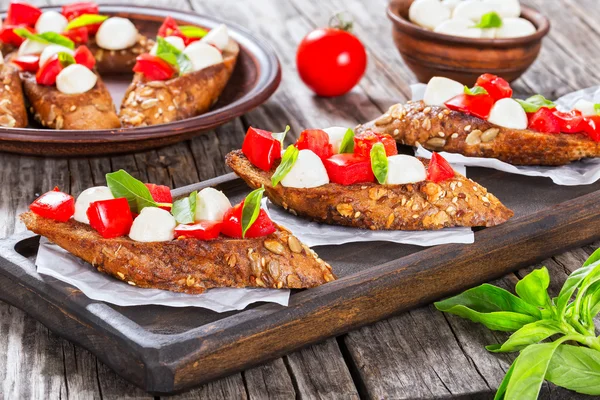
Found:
[410,84,600,186]
[36,238,290,312]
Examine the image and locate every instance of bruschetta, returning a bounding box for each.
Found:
[0,62,28,128]
[226,127,513,230]
[358,74,600,166]
[21,171,334,294]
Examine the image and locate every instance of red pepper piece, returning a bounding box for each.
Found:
[62,26,89,44]
[0,24,33,47]
[29,188,75,222]
[527,107,561,134]
[296,129,334,160]
[132,53,176,81]
[11,54,39,72]
[61,2,99,21]
[323,153,374,185]
[427,152,455,183]
[74,45,96,69]
[86,198,133,239]
[584,116,600,142]
[144,183,172,210]
[475,73,513,101]
[552,110,587,134]
[220,202,276,238]
[6,2,42,26]
[445,93,495,120]
[174,221,222,240]
[36,54,63,85]
[241,127,282,171]
[353,131,398,158]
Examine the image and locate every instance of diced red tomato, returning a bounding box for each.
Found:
[353,131,398,158]
[11,54,39,72]
[241,127,282,171]
[36,54,63,85]
[0,24,33,47]
[221,202,276,238]
[323,154,374,185]
[6,2,42,26]
[132,54,176,81]
[445,93,495,120]
[157,16,182,37]
[475,73,513,101]
[86,198,133,239]
[427,152,455,183]
[527,107,561,134]
[144,183,172,210]
[584,116,600,142]
[29,188,74,222]
[61,2,99,21]
[62,26,89,44]
[74,45,95,69]
[552,110,587,134]
[295,129,334,160]
[174,221,222,240]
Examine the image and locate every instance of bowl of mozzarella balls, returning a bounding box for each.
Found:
[387,0,550,84]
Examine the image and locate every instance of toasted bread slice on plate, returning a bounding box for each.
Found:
[87,35,154,75]
[0,64,28,128]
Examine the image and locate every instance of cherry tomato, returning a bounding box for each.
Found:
[323,153,374,185]
[174,221,222,240]
[445,93,495,120]
[527,107,561,134]
[144,183,172,210]
[74,45,96,69]
[241,127,282,171]
[221,202,276,238]
[553,110,587,134]
[6,2,42,26]
[584,116,600,142]
[296,129,333,160]
[475,73,512,101]
[296,26,367,97]
[62,26,89,44]
[353,131,398,158]
[427,152,454,183]
[29,188,75,222]
[132,54,176,81]
[61,2,99,21]
[86,198,133,239]
[36,54,63,85]
[12,54,39,72]
[0,24,33,47]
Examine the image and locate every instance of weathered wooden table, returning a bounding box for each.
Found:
[1,0,598,398]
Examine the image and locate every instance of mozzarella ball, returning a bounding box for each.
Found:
[183,41,223,72]
[200,24,229,50]
[483,0,521,18]
[35,11,68,34]
[441,0,462,12]
[453,0,495,21]
[18,39,48,56]
[195,187,232,222]
[495,18,536,38]
[56,64,97,94]
[150,35,185,55]
[95,17,139,50]
[574,99,598,117]
[423,76,464,106]
[386,155,427,185]
[487,98,528,129]
[323,126,349,154]
[74,186,114,224]
[129,207,176,242]
[39,44,73,68]
[434,18,483,38]
[409,0,451,30]
[281,149,330,188]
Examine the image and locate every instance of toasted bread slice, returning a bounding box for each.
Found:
[118,39,239,128]
[21,211,334,294]
[357,101,600,166]
[226,150,513,230]
[87,34,154,75]
[0,64,27,128]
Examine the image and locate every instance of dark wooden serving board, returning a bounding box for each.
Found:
[1,169,600,394]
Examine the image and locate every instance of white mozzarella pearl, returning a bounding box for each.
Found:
[200,24,229,50]
[281,149,330,188]
[194,187,232,222]
[183,41,223,72]
[434,18,483,38]
[95,17,138,50]
[409,0,451,30]
[495,18,536,38]
[18,39,48,56]
[453,0,495,22]
[150,35,185,55]
[385,155,428,185]
[482,0,521,18]
[574,100,598,117]
[487,98,528,129]
[322,126,349,154]
[56,64,97,94]
[129,207,177,242]
[39,44,73,68]
[74,186,114,224]
[423,76,464,106]
[35,11,68,34]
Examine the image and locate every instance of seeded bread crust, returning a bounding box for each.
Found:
[0,64,27,128]
[20,211,334,294]
[226,150,513,230]
[357,100,600,166]
[87,34,154,75]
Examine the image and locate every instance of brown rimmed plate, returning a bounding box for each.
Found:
[0,5,281,156]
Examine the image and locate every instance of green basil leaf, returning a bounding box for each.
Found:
[473,11,503,29]
[171,191,197,224]
[58,52,75,67]
[39,32,75,49]
[370,142,388,184]
[486,320,562,353]
[338,128,355,154]
[271,125,290,146]
[241,187,265,238]
[177,53,193,75]
[516,95,556,113]
[157,36,182,55]
[585,280,600,319]
[157,52,178,67]
[572,260,600,319]
[546,344,600,395]
[584,248,600,267]
[556,260,600,317]
[595,104,600,116]
[464,85,488,96]
[494,360,515,400]
[66,14,108,30]
[515,267,552,308]
[271,145,299,187]
[179,25,208,38]
[436,306,537,331]
[13,28,44,43]
[105,170,158,213]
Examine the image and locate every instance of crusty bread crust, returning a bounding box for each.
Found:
[0,64,27,128]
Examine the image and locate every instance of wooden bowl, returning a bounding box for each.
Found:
[0,5,281,157]
[387,0,550,85]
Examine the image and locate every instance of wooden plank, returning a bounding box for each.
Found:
[243,359,296,400]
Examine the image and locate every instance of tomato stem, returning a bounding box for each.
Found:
[329,12,353,32]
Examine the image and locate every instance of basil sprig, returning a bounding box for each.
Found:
[179,25,208,38]
[435,249,600,399]
[516,95,556,113]
[171,191,197,224]
[271,125,290,146]
[155,36,193,75]
[241,187,265,238]
[106,170,170,213]
[66,14,108,30]
[338,128,355,153]
[57,52,75,67]
[271,145,299,187]
[13,28,75,49]
[370,142,388,184]
[464,85,488,96]
[473,11,503,29]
